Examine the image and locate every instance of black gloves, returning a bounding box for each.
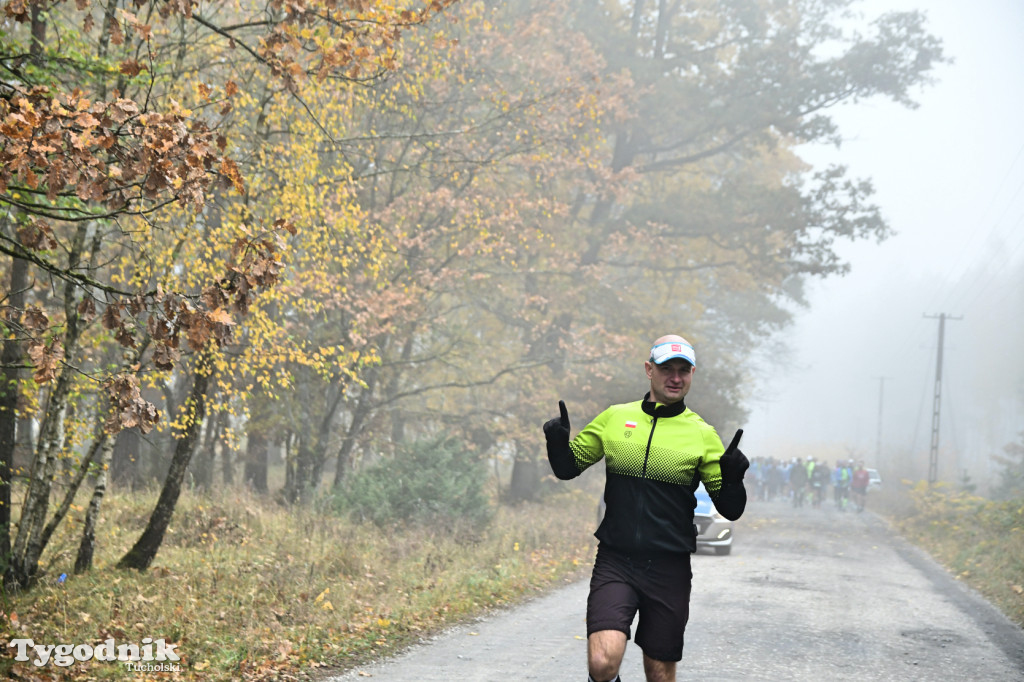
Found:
[719,429,749,484]
[544,400,577,480]
[543,399,570,443]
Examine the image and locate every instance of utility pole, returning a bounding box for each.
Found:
[923,313,963,484]
[874,376,892,465]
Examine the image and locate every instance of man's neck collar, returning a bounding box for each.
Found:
[641,392,687,418]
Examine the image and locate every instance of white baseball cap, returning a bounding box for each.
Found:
[649,338,695,367]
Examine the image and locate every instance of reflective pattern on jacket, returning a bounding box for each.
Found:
[554,395,727,555]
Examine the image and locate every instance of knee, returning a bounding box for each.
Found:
[588,631,625,681]
[589,650,618,681]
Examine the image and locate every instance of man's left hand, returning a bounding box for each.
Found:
[720,429,749,484]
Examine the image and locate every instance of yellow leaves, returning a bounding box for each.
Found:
[166,98,192,118]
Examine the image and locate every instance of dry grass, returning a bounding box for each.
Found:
[2,482,600,680]
[875,481,1024,628]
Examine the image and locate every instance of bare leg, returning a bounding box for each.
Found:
[588,630,627,681]
[642,652,677,682]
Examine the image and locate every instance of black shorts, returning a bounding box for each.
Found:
[586,544,692,662]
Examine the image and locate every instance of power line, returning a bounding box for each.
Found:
[949,211,1024,312]
[920,140,1024,315]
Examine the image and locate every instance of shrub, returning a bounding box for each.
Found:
[333,436,494,533]
[992,432,1024,500]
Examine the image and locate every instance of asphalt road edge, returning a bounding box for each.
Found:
[866,510,1024,670]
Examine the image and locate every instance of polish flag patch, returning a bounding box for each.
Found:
[625,421,637,429]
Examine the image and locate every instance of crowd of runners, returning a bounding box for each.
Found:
[743,457,874,512]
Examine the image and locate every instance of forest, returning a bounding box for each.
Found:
[0,0,945,600]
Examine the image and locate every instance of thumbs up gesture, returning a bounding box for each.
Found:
[720,429,749,484]
[543,400,571,442]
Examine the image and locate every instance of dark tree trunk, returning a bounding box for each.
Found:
[220,416,234,486]
[287,438,314,504]
[243,429,268,493]
[0,254,28,584]
[2,0,45,589]
[333,370,378,488]
[333,396,369,488]
[508,441,541,503]
[118,364,209,570]
[283,432,295,496]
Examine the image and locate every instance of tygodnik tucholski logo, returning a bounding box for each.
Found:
[8,637,182,672]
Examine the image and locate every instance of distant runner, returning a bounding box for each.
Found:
[851,461,871,512]
[543,334,749,682]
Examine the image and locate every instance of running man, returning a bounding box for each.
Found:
[544,334,749,682]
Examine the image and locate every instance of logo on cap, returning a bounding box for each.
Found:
[671,344,682,352]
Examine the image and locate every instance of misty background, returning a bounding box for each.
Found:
[743,0,1024,490]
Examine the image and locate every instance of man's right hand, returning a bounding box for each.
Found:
[543,400,570,442]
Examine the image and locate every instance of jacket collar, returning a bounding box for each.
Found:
[641,392,687,418]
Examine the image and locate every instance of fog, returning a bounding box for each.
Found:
[745,0,1024,490]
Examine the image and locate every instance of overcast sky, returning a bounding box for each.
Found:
[742,0,1024,488]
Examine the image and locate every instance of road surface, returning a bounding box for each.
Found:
[327,500,1024,681]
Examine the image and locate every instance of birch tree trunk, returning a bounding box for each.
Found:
[8,223,89,589]
[0,0,45,591]
[75,435,115,573]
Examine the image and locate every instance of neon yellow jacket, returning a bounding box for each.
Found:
[548,394,745,554]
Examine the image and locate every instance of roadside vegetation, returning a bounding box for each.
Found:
[875,481,1024,628]
[2,479,599,681]
[0,0,955,679]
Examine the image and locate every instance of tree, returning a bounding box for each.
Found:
[312,0,624,498]
[523,0,945,418]
[991,433,1024,500]
[1,0,454,584]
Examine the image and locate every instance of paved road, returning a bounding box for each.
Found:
[327,500,1024,681]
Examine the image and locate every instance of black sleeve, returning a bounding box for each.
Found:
[710,479,746,521]
[546,432,580,480]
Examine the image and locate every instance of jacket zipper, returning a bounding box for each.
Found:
[634,416,657,549]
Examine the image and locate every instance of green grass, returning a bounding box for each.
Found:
[875,481,1024,628]
[2,482,599,680]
